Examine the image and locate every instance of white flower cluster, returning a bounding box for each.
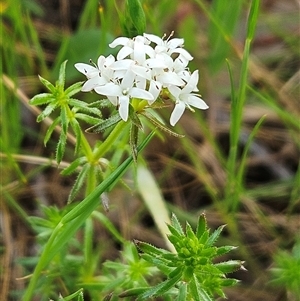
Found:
[75,33,208,126]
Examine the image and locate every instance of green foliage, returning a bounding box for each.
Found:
[270,239,300,299]
[122,0,146,37]
[120,214,244,300]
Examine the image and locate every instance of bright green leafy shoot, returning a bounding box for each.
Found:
[121,213,245,300]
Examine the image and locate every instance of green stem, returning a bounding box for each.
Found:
[92,120,128,161]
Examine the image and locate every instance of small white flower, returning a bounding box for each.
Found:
[94,70,154,121]
[168,70,208,126]
[74,55,115,91]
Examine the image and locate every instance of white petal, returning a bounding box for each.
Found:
[121,70,135,88]
[109,37,130,48]
[118,95,129,121]
[145,58,167,69]
[186,94,209,110]
[95,83,121,97]
[149,80,162,103]
[111,59,133,70]
[168,38,184,49]
[130,87,154,101]
[82,76,107,91]
[75,63,98,78]
[134,36,146,64]
[158,72,184,86]
[131,64,151,80]
[168,85,181,99]
[144,33,163,45]
[183,70,199,93]
[117,46,133,60]
[172,48,193,61]
[170,101,186,126]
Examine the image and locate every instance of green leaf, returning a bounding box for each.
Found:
[119,287,149,298]
[214,260,245,274]
[196,214,207,239]
[65,82,84,97]
[176,282,187,301]
[207,225,225,246]
[61,157,87,176]
[86,114,122,133]
[67,164,89,203]
[29,93,54,106]
[189,275,213,301]
[37,102,58,122]
[38,75,56,93]
[124,0,146,37]
[69,99,102,116]
[247,0,260,41]
[185,222,198,241]
[215,245,237,257]
[141,111,184,138]
[58,60,68,89]
[130,123,139,162]
[44,116,60,146]
[70,118,82,155]
[170,213,184,235]
[134,240,167,257]
[75,113,101,125]
[56,131,67,164]
[138,266,182,300]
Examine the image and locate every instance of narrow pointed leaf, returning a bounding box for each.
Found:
[67,164,89,203]
[207,225,225,246]
[130,123,139,162]
[38,75,56,93]
[37,102,58,122]
[65,82,84,97]
[86,114,121,133]
[58,60,67,88]
[190,275,213,301]
[138,267,182,300]
[170,213,184,235]
[141,111,184,138]
[29,93,54,106]
[196,214,207,239]
[44,116,60,146]
[61,157,86,176]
